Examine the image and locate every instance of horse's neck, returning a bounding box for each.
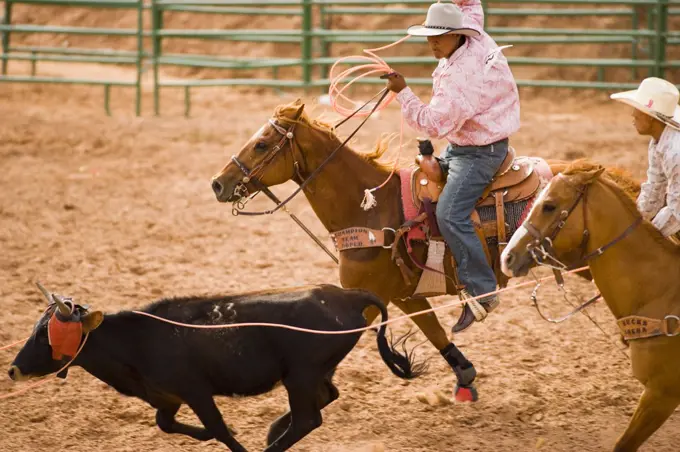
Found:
[297,129,402,232]
[585,182,678,318]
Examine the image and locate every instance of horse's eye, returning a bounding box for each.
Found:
[255,142,267,151]
[542,203,557,213]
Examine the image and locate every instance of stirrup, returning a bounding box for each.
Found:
[467,298,488,322]
[458,289,487,321]
[460,289,498,322]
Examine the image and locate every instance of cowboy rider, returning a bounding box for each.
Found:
[383,0,521,332]
[611,77,680,242]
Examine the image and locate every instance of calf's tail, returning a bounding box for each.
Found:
[363,295,425,380]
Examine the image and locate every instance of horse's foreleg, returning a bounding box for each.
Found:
[614,387,679,452]
[391,297,478,402]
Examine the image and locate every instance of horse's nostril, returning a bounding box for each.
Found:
[212,179,223,196]
[8,366,16,380]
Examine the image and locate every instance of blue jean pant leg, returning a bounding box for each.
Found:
[435,141,509,302]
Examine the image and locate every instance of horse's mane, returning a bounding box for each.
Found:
[562,159,642,200]
[273,102,400,173]
[274,102,337,138]
[563,159,679,253]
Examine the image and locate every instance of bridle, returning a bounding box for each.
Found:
[230,119,302,203]
[524,174,591,273]
[524,173,642,274]
[223,88,390,265]
[227,88,390,217]
[520,173,642,324]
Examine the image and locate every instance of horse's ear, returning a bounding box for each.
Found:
[573,165,606,185]
[290,101,305,120]
[585,166,605,184]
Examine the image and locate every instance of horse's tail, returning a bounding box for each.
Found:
[363,295,427,380]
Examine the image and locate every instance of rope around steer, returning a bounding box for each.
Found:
[0,266,591,352]
[0,337,29,351]
[0,266,605,402]
[0,334,89,401]
[130,266,591,334]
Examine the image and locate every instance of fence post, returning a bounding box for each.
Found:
[631,6,638,80]
[481,0,487,29]
[302,0,313,88]
[654,0,668,78]
[319,2,331,83]
[151,0,162,116]
[135,0,143,116]
[2,1,12,75]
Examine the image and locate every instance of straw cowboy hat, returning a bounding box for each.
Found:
[406,2,480,38]
[611,77,680,130]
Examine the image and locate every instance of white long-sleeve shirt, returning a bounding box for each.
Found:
[637,126,680,237]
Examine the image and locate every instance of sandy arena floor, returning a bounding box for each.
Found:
[1,78,677,452]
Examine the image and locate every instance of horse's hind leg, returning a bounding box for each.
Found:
[614,387,680,452]
[392,297,478,401]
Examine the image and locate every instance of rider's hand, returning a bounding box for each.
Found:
[383,72,407,93]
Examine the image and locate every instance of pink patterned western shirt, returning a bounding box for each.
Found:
[637,126,680,237]
[396,0,520,147]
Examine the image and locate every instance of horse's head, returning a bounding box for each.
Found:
[211,99,308,203]
[501,163,606,277]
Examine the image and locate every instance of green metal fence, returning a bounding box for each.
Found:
[1,0,678,115]
[0,0,145,115]
[150,0,314,115]
[316,0,676,90]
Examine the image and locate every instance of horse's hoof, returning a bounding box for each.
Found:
[454,384,478,403]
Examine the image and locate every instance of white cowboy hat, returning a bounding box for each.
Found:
[610,77,680,130]
[406,2,480,38]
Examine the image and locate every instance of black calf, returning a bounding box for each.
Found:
[9,283,421,451]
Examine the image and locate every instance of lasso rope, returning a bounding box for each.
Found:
[0,266,598,401]
[327,37,412,210]
[0,334,89,401]
[0,337,29,351]
[131,266,591,334]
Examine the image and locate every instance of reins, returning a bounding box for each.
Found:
[525,176,643,279]
[228,88,391,264]
[231,88,390,217]
[228,36,413,261]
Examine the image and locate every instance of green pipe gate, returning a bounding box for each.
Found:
[1,0,678,115]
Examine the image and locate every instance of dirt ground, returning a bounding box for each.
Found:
[1,69,679,452]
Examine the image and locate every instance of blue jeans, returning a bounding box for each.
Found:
[436,139,509,303]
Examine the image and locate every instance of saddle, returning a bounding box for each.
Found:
[412,140,541,208]
[406,138,551,296]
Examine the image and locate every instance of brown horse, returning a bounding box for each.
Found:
[501,160,680,452]
[209,99,621,400]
